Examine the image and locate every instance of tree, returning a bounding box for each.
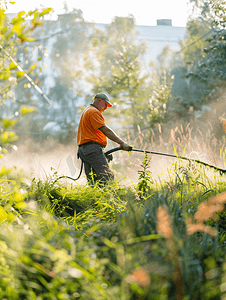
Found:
[166,0,226,118]
[184,0,226,106]
[0,6,52,96]
[3,7,92,143]
[84,16,168,137]
[0,3,52,150]
[179,19,211,64]
[189,0,226,26]
[45,9,92,143]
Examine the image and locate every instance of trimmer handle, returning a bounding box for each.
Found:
[118,145,133,151]
[105,145,133,156]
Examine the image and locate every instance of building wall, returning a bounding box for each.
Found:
[93,20,186,62]
[137,24,186,61]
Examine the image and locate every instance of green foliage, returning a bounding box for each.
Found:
[136,153,153,200]
[0,4,53,148]
[149,71,173,126]
[180,19,211,64]
[189,0,226,26]
[85,16,160,134]
[0,6,52,98]
[28,171,136,227]
[188,27,226,92]
[0,117,18,158]
[182,0,226,105]
[165,0,226,118]
[1,158,226,299]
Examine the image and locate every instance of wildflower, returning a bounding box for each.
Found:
[126,268,151,288]
[156,205,173,239]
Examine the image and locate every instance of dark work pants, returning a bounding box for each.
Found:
[78,144,114,184]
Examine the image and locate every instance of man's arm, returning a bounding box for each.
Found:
[99,126,130,150]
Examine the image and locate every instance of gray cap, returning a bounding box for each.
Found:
[94,93,113,107]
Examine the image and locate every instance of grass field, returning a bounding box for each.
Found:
[1,122,226,299]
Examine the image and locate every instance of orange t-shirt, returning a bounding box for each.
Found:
[77,105,107,148]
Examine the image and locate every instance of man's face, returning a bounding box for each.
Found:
[99,99,108,112]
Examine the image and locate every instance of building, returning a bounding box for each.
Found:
[94,18,186,63]
[137,19,186,62]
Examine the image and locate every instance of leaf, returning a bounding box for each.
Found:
[0,206,7,223]
[21,106,36,115]
[9,62,17,70]
[2,148,7,154]
[30,63,37,70]
[0,26,7,34]
[0,9,5,27]
[24,36,35,42]
[173,143,179,158]
[27,10,33,16]
[17,11,25,18]
[3,119,17,129]
[1,132,9,142]
[15,201,26,209]
[16,71,25,78]
[182,144,187,157]
[39,8,52,17]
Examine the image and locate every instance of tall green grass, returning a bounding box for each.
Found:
[1,152,226,299]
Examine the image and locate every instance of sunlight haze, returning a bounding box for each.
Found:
[6,0,191,27]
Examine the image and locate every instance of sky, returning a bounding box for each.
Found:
[5,0,191,27]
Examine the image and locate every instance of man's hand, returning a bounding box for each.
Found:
[99,126,132,151]
[121,142,132,151]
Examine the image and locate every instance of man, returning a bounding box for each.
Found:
[77,92,130,184]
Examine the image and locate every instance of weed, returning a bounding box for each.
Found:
[136,152,153,200]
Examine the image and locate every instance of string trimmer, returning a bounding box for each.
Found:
[52,146,226,184]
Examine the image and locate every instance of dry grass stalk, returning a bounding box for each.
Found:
[126,268,151,288]
[211,151,217,166]
[142,142,148,151]
[212,137,217,149]
[187,217,217,236]
[187,191,226,237]
[126,129,130,144]
[158,123,162,134]
[181,124,184,133]
[131,119,224,171]
[219,116,226,133]
[157,205,185,299]
[159,135,164,147]
[194,202,222,223]
[156,205,173,239]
